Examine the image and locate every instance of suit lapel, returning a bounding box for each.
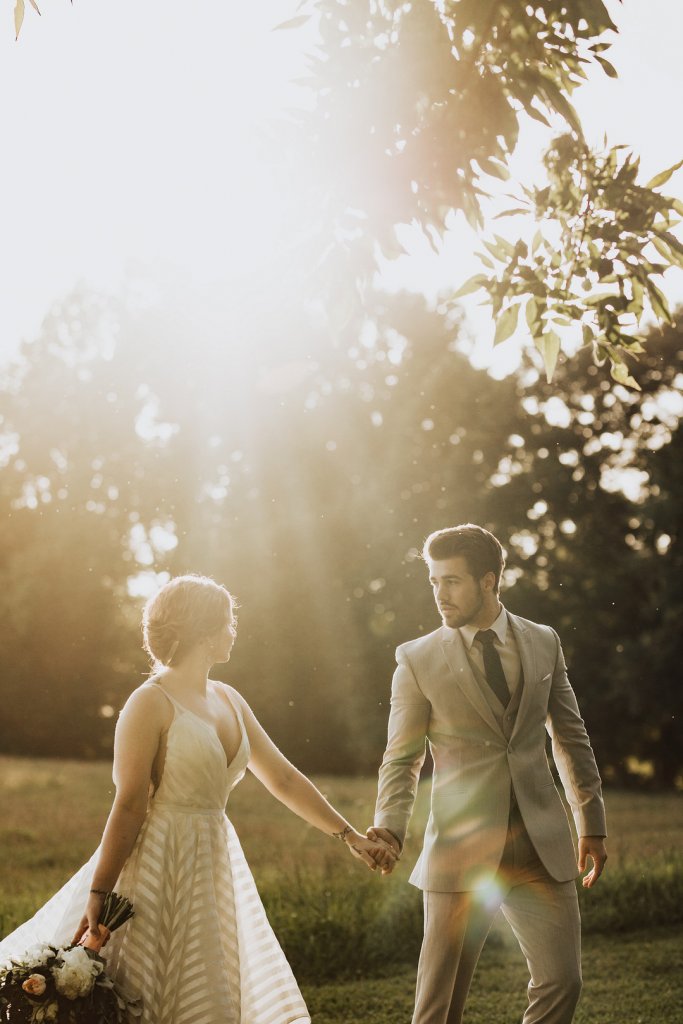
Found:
[509,613,537,741]
[439,627,505,738]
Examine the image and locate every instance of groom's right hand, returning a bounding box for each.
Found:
[366,827,401,873]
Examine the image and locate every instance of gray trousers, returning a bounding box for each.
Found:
[412,805,582,1024]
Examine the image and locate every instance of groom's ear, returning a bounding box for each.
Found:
[481,571,496,593]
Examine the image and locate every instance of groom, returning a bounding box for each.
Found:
[368,524,607,1024]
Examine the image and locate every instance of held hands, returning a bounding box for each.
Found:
[366,827,401,875]
[342,828,399,873]
[578,836,607,888]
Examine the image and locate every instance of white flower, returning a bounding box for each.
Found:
[24,943,56,967]
[51,945,102,1000]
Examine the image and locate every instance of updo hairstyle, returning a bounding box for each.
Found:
[142,574,235,668]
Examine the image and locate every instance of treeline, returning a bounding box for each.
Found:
[0,285,681,786]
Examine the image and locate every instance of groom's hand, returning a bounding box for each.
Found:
[366,827,401,874]
[578,836,607,888]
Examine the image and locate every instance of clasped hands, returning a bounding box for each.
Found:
[343,826,401,874]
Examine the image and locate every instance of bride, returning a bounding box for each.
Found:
[0,574,397,1023]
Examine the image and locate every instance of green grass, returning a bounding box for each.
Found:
[302,926,683,1023]
[1,756,683,1013]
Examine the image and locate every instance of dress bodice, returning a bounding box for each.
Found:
[144,682,251,814]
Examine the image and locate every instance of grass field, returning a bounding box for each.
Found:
[2,757,682,1021]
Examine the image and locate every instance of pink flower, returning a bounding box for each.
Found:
[22,973,47,996]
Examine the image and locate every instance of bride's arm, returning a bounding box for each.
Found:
[72,687,165,943]
[230,689,397,872]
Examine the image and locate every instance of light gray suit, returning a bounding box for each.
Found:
[374,610,606,1024]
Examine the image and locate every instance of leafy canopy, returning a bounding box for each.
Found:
[282,0,682,388]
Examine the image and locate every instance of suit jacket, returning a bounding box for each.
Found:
[373,612,606,892]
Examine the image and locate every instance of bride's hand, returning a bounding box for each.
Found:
[344,831,398,873]
[71,892,108,947]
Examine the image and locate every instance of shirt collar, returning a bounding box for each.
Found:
[459,604,508,651]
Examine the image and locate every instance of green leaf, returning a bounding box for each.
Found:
[526,297,538,331]
[645,158,683,190]
[452,274,488,300]
[536,330,561,382]
[584,292,619,307]
[538,77,582,135]
[273,14,310,30]
[494,208,530,219]
[595,55,618,79]
[524,105,551,128]
[493,303,520,346]
[14,0,24,39]
[654,229,683,258]
[594,342,610,366]
[483,239,506,263]
[628,278,645,321]
[475,252,496,270]
[650,236,683,268]
[478,157,511,181]
[421,224,442,256]
[493,234,517,258]
[610,361,641,391]
[646,280,672,323]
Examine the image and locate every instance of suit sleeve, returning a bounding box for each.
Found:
[546,628,607,838]
[373,647,431,847]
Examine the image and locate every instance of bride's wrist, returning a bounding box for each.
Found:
[331,824,357,844]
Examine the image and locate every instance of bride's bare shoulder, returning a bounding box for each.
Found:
[120,678,173,724]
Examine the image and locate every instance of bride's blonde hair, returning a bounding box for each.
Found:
[142,574,235,668]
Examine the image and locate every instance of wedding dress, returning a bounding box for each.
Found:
[0,682,310,1024]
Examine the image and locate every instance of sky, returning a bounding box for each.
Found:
[1,0,682,370]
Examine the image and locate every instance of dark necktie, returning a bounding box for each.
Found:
[474,629,509,707]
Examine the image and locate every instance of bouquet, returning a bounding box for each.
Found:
[0,893,141,1023]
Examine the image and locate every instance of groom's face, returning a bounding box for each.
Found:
[427,556,485,629]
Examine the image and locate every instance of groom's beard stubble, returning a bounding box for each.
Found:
[438,593,484,630]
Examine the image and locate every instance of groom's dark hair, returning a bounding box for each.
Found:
[422,524,506,593]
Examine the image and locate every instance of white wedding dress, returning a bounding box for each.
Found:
[0,683,310,1024]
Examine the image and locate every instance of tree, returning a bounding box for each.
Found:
[482,309,683,785]
[280,0,682,386]
[1,281,681,784]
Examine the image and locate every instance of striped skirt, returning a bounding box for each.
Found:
[0,806,310,1024]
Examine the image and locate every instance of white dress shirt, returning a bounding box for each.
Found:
[458,604,522,701]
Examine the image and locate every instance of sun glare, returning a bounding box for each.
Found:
[0,2,313,363]
[1,1,681,382]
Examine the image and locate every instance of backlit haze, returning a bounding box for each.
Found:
[1,0,682,375]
